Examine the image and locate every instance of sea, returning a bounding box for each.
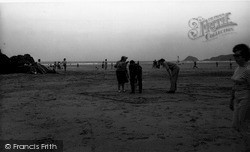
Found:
[41,60,235,66]
[40,60,236,71]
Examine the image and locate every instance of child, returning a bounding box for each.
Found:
[129,60,142,94]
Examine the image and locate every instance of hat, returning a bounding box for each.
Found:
[121,56,128,60]
[158,58,165,63]
[130,60,135,64]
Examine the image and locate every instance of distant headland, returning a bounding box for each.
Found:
[183,54,234,62]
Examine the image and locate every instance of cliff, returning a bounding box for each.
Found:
[183,56,199,62]
[203,54,234,61]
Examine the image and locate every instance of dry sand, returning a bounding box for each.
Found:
[0,62,249,152]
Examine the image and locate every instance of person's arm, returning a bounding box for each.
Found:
[164,63,172,78]
[167,69,172,78]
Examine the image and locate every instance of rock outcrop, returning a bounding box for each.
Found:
[183,56,199,62]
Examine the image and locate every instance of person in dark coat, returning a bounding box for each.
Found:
[129,60,142,94]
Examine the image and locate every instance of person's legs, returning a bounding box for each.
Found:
[138,75,142,93]
[116,71,122,92]
[169,68,179,92]
[118,83,121,92]
[130,78,135,93]
[232,99,250,151]
[232,101,240,131]
[138,80,142,93]
[122,83,125,92]
[239,99,249,131]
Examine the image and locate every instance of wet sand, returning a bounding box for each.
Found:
[0,62,249,152]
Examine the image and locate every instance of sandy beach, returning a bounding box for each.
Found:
[0,62,249,152]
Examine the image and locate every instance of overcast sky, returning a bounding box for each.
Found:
[0,1,250,61]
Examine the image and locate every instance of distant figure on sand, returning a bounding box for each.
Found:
[230,59,233,69]
[114,56,129,93]
[177,56,180,64]
[62,58,67,72]
[129,60,142,94]
[193,61,198,69]
[57,62,61,69]
[229,44,250,132]
[53,61,57,70]
[152,60,158,68]
[102,61,104,69]
[216,62,219,67]
[158,58,180,93]
[111,62,113,69]
[104,59,108,70]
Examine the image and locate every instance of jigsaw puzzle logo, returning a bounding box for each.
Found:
[188,12,237,41]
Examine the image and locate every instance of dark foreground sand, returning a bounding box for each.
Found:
[0,62,249,152]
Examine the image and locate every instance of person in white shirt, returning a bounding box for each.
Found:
[62,58,67,72]
[230,44,250,132]
[158,58,180,93]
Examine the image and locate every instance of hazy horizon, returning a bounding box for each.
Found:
[1,1,250,62]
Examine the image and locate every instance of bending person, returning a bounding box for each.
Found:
[158,58,180,93]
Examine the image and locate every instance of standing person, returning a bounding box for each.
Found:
[129,60,142,94]
[102,61,104,69]
[114,56,129,93]
[104,59,108,70]
[57,62,61,69]
[111,62,113,69]
[53,61,57,70]
[216,62,219,67]
[229,44,250,132]
[230,59,233,69]
[158,58,180,93]
[62,58,67,72]
[193,61,198,69]
[152,60,157,68]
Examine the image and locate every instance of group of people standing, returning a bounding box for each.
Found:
[51,58,67,72]
[101,59,114,70]
[114,56,142,93]
[114,43,250,136]
[114,56,180,94]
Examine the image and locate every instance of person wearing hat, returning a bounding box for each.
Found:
[158,58,180,93]
[114,56,129,92]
